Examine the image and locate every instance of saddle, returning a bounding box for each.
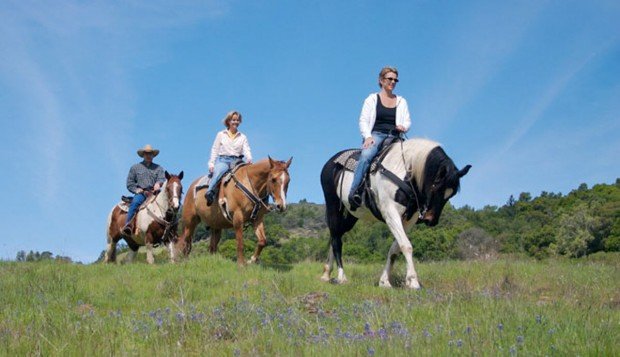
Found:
[115,193,156,213]
[194,160,248,194]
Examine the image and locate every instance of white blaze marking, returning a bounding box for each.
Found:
[444,188,454,199]
[279,173,286,208]
[172,182,180,208]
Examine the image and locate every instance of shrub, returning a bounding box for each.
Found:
[455,227,499,261]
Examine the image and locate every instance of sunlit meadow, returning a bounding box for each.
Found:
[1,250,618,355]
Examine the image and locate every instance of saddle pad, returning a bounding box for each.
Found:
[116,201,130,213]
[333,149,361,172]
[332,149,383,173]
[196,174,211,192]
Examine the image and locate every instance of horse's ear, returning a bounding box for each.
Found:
[268,155,275,168]
[178,171,184,180]
[458,165,472,178]
[285,157,293,169]
[165,171,171,180]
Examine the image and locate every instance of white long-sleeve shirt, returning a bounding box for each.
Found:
[208,130,253,169]
[358,93,412,139]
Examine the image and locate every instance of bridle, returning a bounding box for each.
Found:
[230,166,289,221]
[146,179,183,243]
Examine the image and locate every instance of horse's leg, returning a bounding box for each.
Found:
[332,235,348,283]
[233,214,246,267]
[248,219,267,264]
[105,209,122,263]
[145,232,155,265]
[125,248,138,263]
[179,218,198,258]
[104,237,118,263]
[209,229,221,253]
[379,241,401,288]
[320,246,335,282]
[384,210,420,289]
[320,165,357,284]
[104,223,118,263]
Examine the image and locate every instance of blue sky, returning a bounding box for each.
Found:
[1,1,618,263]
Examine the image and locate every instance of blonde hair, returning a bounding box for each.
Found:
[378,66,398,88]
[222,110,243,128]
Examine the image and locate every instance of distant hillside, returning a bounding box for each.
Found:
[24,179,620,264]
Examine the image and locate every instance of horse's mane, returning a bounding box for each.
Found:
[395,138,441,185]
[396,138,460,192]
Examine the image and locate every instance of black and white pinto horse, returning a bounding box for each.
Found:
[320,138,471,289]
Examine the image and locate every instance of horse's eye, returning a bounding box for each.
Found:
[271,178,277,183]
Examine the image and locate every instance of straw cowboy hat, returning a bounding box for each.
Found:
[137,144,160,158]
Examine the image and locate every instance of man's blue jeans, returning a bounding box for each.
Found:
[125,193,146,225]
[349,131,390,196]
[206,156,239,195]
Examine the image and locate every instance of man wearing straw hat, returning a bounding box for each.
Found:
[122,144,167,236]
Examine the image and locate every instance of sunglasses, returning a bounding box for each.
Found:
[384,77,399,83]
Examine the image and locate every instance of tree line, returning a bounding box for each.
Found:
[21,179,620,264]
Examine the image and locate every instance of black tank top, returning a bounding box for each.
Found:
[372,94,396,134]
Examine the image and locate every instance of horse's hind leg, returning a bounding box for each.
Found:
[321,246,335,282]
[233,213,246,267]
[209,229,221,254]
[248,219,267,264]
[104,237,118,263]
[323,203,357,284]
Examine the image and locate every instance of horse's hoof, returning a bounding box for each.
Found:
[406,280,422,290]
[319,274,331,282]
[379,280,392,288]
[331,277,348,285]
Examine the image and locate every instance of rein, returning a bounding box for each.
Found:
[145,187,180,244]
[398,139,428,219]
[230,172,272,221]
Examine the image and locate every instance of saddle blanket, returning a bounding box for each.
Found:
[196,174,211,191]
[333,149,382,173]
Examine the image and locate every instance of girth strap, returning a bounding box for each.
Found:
[377,163,426,221]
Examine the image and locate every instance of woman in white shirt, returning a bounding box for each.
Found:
[349,66,411,211]
[205,110,253,205]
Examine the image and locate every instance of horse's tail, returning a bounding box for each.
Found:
[320,152,357,242]
[105,207,114,243]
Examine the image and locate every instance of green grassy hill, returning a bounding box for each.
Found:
[1,254,618,355]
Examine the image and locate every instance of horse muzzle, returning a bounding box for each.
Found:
[416,211,437,226]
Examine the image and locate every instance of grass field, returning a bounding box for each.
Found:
[1,251,618,356]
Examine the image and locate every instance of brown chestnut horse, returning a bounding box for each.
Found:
[105,171,184,264]
[173,157,291,265]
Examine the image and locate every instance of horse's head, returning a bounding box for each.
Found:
[164,171,184,214]
[415,146,471,226]
[267,156,292,212]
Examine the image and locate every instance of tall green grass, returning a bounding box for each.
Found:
[1,252,618,356]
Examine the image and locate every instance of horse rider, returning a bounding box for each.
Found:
[122,144,166,236]
[348,66,412,211]
[205,110,253,206]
